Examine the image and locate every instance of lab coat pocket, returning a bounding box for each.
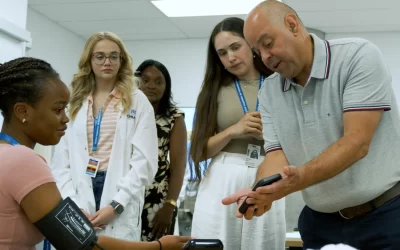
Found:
[113,199,142,240]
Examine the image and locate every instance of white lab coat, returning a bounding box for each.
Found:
[51,89,158,240]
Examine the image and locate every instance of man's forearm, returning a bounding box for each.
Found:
[255,150,289,184]
[299,134,369,190]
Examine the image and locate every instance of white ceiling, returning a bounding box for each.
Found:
[28,0,400,41]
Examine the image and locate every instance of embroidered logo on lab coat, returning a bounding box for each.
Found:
[127,109,136,119]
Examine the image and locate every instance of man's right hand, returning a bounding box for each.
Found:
[159,235,192,250]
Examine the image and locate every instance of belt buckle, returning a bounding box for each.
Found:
[339,203,373,220]
[338,209,352,220]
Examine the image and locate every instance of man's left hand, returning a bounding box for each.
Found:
[222,188,253,219]
[247,166,303,217]
[222,165,304,220]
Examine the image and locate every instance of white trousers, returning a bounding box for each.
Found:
[191,152,286,250]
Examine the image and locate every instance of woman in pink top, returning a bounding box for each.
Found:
[0,57,190,250]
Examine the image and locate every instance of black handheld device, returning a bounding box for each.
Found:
[238,173,282,214]
[182,239,224,250]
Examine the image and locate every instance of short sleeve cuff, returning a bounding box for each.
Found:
[264,144,283,154]
[343,103,391,112]
[15,177,55,204]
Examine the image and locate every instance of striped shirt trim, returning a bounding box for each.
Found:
[282,79,290,92]
[324,40,331,79]
[282,39,332,92]
[265,145,283,153]
[344,105,391,112]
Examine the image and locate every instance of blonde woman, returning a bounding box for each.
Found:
[51,32,158,240]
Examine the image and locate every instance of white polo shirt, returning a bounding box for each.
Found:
[259,33,400,213]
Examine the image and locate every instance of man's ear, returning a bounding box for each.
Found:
[285,14,299,36]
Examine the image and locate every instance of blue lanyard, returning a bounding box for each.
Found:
[91,87,115,152]
[233,75,265,114]
[93,108,103,152]
[43,239,51,250]
[0,133,20,145]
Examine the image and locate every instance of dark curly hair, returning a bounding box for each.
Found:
[0,57,59,122]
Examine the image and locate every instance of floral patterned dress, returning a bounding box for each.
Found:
[141,106,184,241]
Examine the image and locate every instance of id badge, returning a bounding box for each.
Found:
[245,144,261,168]
[86,157,100,178]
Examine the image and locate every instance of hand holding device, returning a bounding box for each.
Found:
[238,173,282,214]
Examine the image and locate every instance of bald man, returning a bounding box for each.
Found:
[222,0,400,249]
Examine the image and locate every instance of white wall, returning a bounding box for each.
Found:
[0,0,27,29]
[26,8,84,86]
[25,7,84,178]
[0,0,29,62]
[0,30,26,62]
[0,0,29,131]
[126,38,208,107]
[326,32,400,106]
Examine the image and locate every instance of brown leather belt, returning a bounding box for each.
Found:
[338,182,400,219]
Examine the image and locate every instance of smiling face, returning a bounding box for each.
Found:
[214,31,255,79]
[244,8,304,79]
[24,78,70,145]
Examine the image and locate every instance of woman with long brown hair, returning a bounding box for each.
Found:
[189,17,286,249]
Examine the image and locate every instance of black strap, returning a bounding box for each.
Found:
[92,238,106,250]
[156,240,162,250]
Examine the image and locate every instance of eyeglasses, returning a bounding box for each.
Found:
[92,53,121,65]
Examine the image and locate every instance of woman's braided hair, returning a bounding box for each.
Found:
[0,57,59,122]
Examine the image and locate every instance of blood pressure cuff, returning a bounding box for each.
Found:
[34,197,97,250]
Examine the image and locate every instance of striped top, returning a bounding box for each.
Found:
[87,88,121,171]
